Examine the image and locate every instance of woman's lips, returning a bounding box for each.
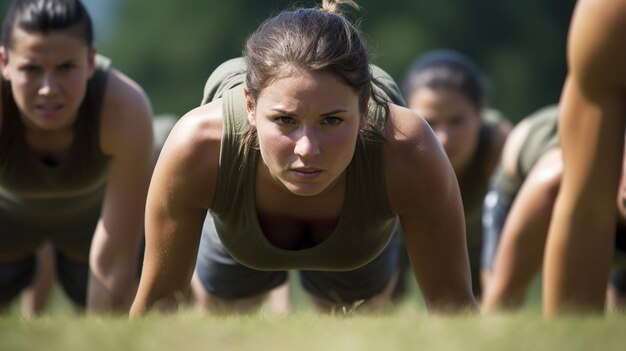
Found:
[291,168,323,179]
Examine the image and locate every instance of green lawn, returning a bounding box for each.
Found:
[5,273,625,351]
[3,304,626,351]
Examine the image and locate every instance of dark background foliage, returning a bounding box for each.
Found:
[2,0,577,123]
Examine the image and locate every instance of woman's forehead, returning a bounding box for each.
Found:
[256,70,359,111]
[7,27,89,61]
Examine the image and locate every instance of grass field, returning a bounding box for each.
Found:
[2,275,626,351]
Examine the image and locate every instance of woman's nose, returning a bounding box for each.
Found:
[294,128,320,158]
[38,73,60,96]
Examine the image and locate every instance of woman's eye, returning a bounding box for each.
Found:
[58,63,76,72]
[20,65,40,75]
[322,116,342,125]
[275,116,295,125]
[450,115,468,126]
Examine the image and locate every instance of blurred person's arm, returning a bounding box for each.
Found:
[483,150,561,312]
[87,69,154,313]
[543,0,626,316]
[21,242,56,317]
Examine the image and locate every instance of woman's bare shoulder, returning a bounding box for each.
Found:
[98,68,154,158]
[102,68,152,118]
[383,104,438,153]
[151,99,225,211]
[163,100,224,167]
[383,104,457,214]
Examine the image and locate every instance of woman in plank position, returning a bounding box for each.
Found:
[131,0,476,315]
[0,0,154,315]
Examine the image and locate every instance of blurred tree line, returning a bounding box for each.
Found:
[3,0,576,123]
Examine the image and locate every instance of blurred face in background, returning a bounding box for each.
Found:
[1,27,95,132]
[407,87,481,175]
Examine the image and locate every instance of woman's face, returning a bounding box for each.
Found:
[407,87,481,175]
[246,68,364,197]
[1,27,95,132]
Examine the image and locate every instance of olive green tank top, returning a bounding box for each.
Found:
[491,104,560,202]
[0,55,111,254]
[204,58,400,271]
[461,109,509,247]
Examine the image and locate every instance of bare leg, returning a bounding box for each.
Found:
[390,247,411,303]
[267,282,290,316]
[606,267,626,314]
[480,269,491,298]
[606,285,626,314]
[21,242,56,318]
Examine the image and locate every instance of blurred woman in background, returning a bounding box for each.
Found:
[0,0,154,315]
[396,49,511,300]
[480,105,626,313]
